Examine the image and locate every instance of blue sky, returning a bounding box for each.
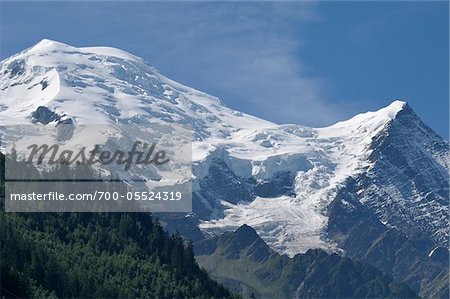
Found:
[1,1,448,137]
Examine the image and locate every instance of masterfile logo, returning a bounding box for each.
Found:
[26,141,170,171]
[3,123,192,212]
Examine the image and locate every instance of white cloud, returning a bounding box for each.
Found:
[2,1,345,126]
[128,2,343,126]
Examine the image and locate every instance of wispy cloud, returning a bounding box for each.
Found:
[2,1,343,126]
[127,2,342,126]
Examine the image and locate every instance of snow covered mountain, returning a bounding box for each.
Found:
[1,40,448,260]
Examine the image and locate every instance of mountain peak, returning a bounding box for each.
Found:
[319,100,409,142]
[0,40,271,133]
[37,38,66,46]
[383,99,407,115]
[26,39,142,62]
[376,99,408,121]
[330,100,407,128]
[234,224,259,241]
[29,38,73,53]
[214,224,273,261]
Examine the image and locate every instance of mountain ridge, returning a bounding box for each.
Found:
[1,38,410,130]
[195,224,418,299]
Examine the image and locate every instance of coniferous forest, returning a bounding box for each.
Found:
[0,153,236,298]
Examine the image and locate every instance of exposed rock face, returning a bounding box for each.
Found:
[31,106,61,124]
[324,104,449,297]
[362,105,448,247]
[327,177,449,298]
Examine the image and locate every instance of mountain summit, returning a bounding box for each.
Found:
[0,38,272,138]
